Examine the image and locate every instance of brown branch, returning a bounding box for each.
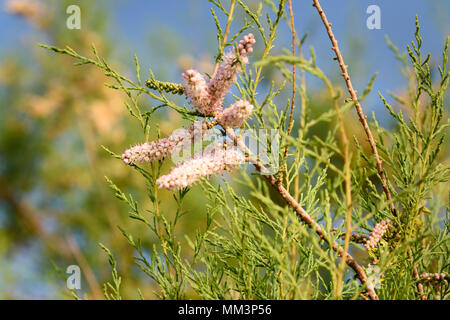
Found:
[312,0,397,217]
[152,163,172,277]
[360,293,370,300]
[224,127,378,300]
[294,25,307,202]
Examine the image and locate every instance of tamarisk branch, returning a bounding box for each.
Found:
[312,0,397,217]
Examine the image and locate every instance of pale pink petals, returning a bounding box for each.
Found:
[364,219,391,250]
[202,33,256,115]
[156,146,245,190]
[208,51,243,113]
[122,122,207,165]
[419,272,448,298]
[216,100,253,128]
[419,272,447,281]
[182,33,256,116]
[182,69,215,116]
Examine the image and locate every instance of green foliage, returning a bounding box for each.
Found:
[14,1,450,300]
[99,243,122,300]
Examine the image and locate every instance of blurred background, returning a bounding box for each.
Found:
[0,0,448,299]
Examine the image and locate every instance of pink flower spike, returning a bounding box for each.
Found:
[208,33,256,114]
[364,219,391,250]
[182,69,216,116]
[121,122,208,165]
[216,100,254,128]
[156,145,245,190]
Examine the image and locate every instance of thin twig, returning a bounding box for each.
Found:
[251,0,287,97]
[152,163,172,276]
[294,35,307,202]
[213,0,236,75]
[312,0,397,217]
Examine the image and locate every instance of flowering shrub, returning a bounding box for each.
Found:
[39,0,449,300]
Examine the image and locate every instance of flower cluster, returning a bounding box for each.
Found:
[123,34,255,188]
[420,273,447,283]
[237,33,256,56]
[182,33,256,117]
[208,33,255,111]
[156,145,245,190]
[419,272,448,299]
[122,122,207,165]
[364,219,391,250]
[216,100,254,128]
[182,69,214,115]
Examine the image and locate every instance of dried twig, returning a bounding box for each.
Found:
[312,0,397,217]
[213,0,236,75]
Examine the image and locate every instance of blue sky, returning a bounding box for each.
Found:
[1,1,449,115]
